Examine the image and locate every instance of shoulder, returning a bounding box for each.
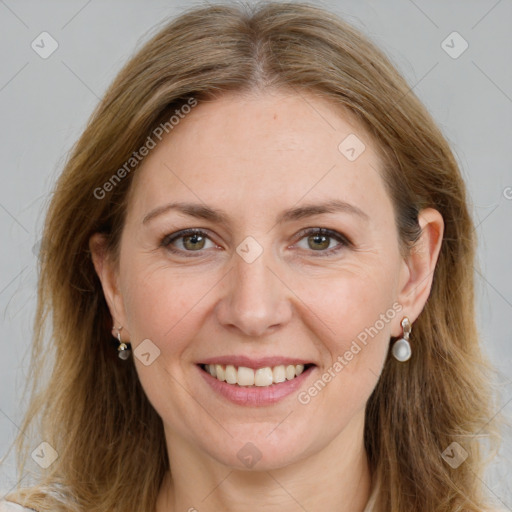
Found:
[0,500,38,512]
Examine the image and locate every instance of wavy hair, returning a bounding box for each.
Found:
[3,2,503,511]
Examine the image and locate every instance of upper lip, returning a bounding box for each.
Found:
[198,355,315,369]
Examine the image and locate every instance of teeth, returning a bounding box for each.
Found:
[215,364,225,382]
[272,365,286,383]
[285,365,296,380]
[237,366,255,386]
[255,367,273,387]
[225,364,237,384]
[204,363,310,387]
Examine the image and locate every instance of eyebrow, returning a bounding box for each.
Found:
[142,198,369,226]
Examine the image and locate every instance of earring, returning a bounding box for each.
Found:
[391,317,412,362]
[112,325,132,360]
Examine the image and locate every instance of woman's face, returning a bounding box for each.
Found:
[95,90,424,470]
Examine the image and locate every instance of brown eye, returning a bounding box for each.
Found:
[181,233,206,251]
[307,233,331,251]
[162,229,215,255]
[295,228,350,256]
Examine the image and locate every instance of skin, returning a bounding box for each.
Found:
[90,89,444,512]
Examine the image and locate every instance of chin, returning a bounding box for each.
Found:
[202,426,318,472]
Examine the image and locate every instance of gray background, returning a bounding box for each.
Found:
[0,0,511,507]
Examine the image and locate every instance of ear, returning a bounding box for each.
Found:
[89,233,130,340]
[396,207,444,329]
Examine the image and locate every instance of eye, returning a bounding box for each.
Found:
[293,228,350,256]
[161,227,351,257]
[161,229,217,255]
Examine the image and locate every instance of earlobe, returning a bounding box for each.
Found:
[396,207,444,324]
[89,233,129,335]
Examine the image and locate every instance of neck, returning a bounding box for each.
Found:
[156,412,372,512]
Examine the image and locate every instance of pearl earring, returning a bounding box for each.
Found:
[391,317,412,362]
[113,325,132,360]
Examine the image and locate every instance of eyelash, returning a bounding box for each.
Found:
[160,227,351,258]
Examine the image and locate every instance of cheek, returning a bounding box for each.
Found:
[307,263,400,352]
[308,267,399,403]
[120,260,219,355]
[118,262,220,426]
[332,276,398,349]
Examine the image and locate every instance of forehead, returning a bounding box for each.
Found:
[126,90,393,226]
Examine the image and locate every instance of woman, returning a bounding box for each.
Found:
[1,2,505,511]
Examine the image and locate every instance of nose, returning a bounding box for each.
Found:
[214,245,293,338]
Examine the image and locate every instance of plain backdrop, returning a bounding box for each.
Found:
[0,0,511,506]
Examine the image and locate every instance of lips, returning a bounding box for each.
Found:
[197,360,316,406]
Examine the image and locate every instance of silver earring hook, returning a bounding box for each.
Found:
[401,317,411,339]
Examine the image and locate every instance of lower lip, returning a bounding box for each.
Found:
[197,365,315,407]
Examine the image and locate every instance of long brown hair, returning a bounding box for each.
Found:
[3,2,503,511]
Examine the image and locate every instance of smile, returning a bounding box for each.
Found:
[200,363,314,387]
[197,358,316,406]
